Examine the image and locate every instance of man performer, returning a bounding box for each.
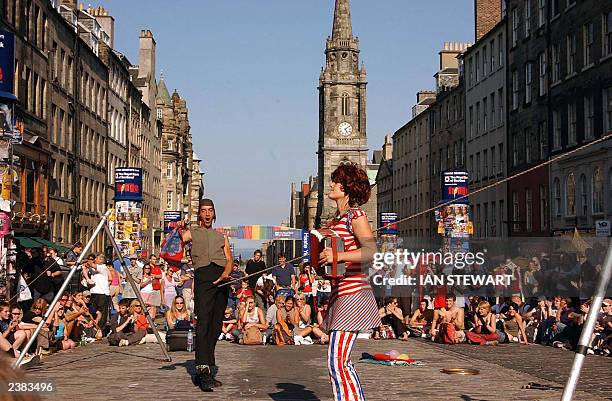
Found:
[181,199,232,391]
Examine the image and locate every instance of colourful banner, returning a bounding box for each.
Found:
[164,211,182,234]
[0,31,16,100]
[114,167,143,201]
[214,225,302,240]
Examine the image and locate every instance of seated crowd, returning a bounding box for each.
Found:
[4,246,611,364]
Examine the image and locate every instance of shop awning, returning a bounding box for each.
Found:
[31,237,69,254]
[13,236,43,248]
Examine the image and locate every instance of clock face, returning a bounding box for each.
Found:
[337,122,353,137]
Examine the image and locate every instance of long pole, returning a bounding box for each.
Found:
[561,240,612,401]
[102,222,171,362]
[14,210,112,367]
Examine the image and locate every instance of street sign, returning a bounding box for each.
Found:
[114,167,143,201]
[163,211,182,234]
[379,212,399,235]
[441,171,470,204]
[595,220,610,237]
[301,229,310,263]
[0,31,17,101]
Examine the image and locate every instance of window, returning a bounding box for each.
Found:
[341,93,350,116]
[498,88,504,122]
[512,70,519,110]
[498,33,504,67]
[552,43,561,83]
[512,132,519,167]
[498,143,504,174]
[475,52,480,81]
[484,203,489,235]
[540,184,548,229]
[469,106,474,139]
[605,87,612,131]
[459,139,465,166]
[584,95,594,140]
[580,174,587,216]
[491,146,496,174]
[592,167,603,213]
[512,8,519,47]
[552,0,560,17]
[476,152,480,180]
[605,12,612,56]
[568,102,576,145]
[566,173,576,216]
[538,0,546,27]
[583,22,594,66]
[525,128,532,164]
[538,52,547,96]
[156,108,162,119]
[166,191,173,209]
[553,178,561,217]
[468,58,473,86]
[483,97,488,131]
[526,189,533,232]
[538,121,547,159]
[483,149,488,178]
[476,102,481,135]
[525,63,533,103]
[482,47,488,77]
[490,39,495,72]
[512,192,520,232]
[490,93,496,127]
[166,162,173,179]
[567,33,576,75]
[525,0,531,37]
[553,109,561,149]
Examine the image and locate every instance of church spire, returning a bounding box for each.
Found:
[331,0,353,40]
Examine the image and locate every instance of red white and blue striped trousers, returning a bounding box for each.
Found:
[327,330,365,401]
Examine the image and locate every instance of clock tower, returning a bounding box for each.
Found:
[316,0,368,227]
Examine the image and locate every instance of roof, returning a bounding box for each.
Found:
[157,78,171,105]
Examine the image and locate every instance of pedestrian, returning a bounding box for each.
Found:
[89,254,111,332]
[318,163,381,401]
[181,198,232,391]
[245,250,266,293]
[122,256,143,302]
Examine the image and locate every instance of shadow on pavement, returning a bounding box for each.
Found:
[269,382,321,400]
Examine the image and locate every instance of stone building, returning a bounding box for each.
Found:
[316,0,370,228]
[130,30,162,250]
[392,91,434,238]
[463,18,508,237]
[1,0,53,243]
[156,77,200,222]
[546,1,612,236]
[190,152,204,223]
[375,134,393,222]
[429,43,469,236]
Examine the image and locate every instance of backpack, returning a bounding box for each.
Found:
[242,326,263,345]
[273,319,294,346]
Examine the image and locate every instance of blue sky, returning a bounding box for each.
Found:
[95,0,473,235]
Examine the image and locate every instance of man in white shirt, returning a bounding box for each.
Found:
[90,253,111,331]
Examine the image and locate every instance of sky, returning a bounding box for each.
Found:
[92,0,473,248]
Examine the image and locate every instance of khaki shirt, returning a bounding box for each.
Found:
[190,226,227,269]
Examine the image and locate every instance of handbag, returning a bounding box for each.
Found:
[160,228,184,266]
[242,326,263,345]
[273,319,294,346]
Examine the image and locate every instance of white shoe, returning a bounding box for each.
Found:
[18,354,40,369]
[118,339,130,347]
[218,334,225,340]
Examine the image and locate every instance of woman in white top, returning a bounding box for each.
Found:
[239,296,267,334]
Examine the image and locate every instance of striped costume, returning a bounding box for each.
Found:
[322,208,381,401]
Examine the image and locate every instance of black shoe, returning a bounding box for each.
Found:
[212,379,222,388]
[195,365,214,391]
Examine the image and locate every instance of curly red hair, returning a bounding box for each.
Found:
[331,163,371,206]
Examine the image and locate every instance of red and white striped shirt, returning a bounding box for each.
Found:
[326,208,370,298]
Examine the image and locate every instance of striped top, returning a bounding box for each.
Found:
[325,208,370,298]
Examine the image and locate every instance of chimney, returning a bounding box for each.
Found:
[93,6,115,48]
[60,0,77,9]
[138,30,156,79]
[416,90,436,104]
[382,134,393,161]
[475,0,502,41]
[439,41,465,71]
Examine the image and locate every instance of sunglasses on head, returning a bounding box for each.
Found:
[11,312,20,315]
[133,304,142,307]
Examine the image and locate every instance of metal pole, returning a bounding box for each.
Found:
[102,222,171,362]
[561,240,612,401]
[13,210,112,367]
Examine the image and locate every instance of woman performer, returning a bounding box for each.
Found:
[319,163,382,401]
[181,199,232,391]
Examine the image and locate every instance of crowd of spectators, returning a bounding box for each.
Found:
[2,244,610,367]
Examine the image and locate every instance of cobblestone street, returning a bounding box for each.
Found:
[25,338,611,400]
